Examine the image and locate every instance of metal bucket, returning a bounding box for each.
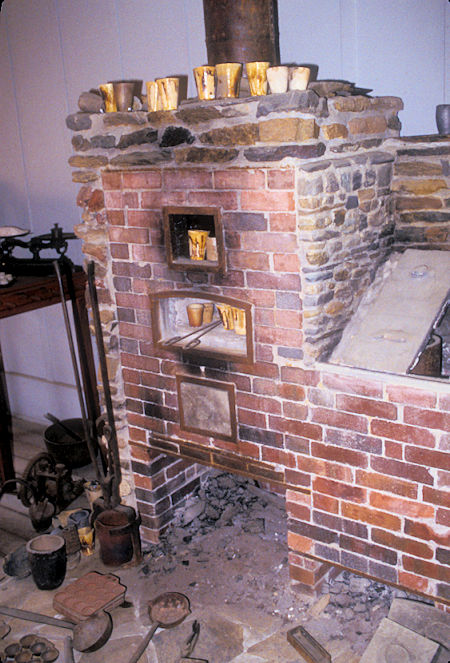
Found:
[94,509,135,567]
[203,0,280,66]
[44,418,95,469]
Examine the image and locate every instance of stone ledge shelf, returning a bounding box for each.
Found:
[66,90,403,178]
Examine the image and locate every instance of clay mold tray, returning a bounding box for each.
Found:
[53,571,126,622]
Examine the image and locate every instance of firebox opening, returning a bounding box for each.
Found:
[144,467,442,660]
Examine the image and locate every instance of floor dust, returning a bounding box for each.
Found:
[0,465,434,663]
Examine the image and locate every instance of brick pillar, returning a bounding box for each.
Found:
[288,550,337,597]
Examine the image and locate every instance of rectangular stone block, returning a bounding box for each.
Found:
[360,617,441,663]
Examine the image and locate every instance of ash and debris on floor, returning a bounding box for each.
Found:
[0,468,443,663]
[133,469,425,662]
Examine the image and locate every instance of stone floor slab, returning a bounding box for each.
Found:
[388,599,450,663]
[360,617,441,663]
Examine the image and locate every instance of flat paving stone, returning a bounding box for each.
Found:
[388,598,450,663]
[247,629,302,662]
[360,617,441,663]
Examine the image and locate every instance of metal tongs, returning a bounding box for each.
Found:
[166,320,221,349]
[179,620,208,663]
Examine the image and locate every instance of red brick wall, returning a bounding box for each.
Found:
[101,167,449,605]
[287,369,449,603]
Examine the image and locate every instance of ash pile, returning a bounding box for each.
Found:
[144,469,287,561]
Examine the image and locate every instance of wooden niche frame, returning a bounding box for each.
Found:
[176,374,237,443]
[149,290,254,364]
[163,206,226,274]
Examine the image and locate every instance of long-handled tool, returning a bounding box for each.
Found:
[60,260,100,427]
[86,261,121,509]
[184,320,221,349]
[0,606,112,653]
[53,260,102,484]
[64,636,75,663]
[126,593,190,663]
[44,412,83,442]
[165,320,220,346]
[179,620,208,662]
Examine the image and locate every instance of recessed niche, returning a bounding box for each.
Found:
[163,206,225,274]
[150,290,253,363]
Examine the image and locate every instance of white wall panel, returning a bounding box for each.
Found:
[115,0,195,97]
[57,0,122,111]
[5,373,80,422]
[5,0,79,239]
[355,0,446,135]
[185,0,208,77]
[0,15,31,230]
[278,0,344,79]
[446,1,450,100]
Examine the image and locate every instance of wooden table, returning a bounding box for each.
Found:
[0,268,99,485]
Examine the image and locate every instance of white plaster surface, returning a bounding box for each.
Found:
[330,250,450,375]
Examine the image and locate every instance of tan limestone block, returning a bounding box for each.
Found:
[369,95,404,111]
[348,115,388,135]
[302,308,321,319]
[297,218,319,231]
[396,196,443,210]
[297,118,320,140]
[304,282,328,295]
[334,268,350,281]
[68,154,108,168]
[358,188,375,202]
[425,226,449,242]
[325,300,345,315]
[297,196,330,210]
[82,243,108,262]
[321,123,349,139]
[98,309,114,325]
[77,226,108,244]
[145,110,178,126]
[105,353,120,374]
[199,123,259,145]
[394,161,444,176]
[258,118,319,142]
[331,96,371,112]
[305,250,329,266]
[72,170,100,183]
[259,118,299,142]
[391,178,447,195]
[103,111,148,127]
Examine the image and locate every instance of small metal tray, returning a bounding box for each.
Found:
[287,625,331,663]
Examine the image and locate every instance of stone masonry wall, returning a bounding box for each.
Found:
[388,135,450,250]
[66,91,449,605]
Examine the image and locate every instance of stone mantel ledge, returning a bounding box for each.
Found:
[66,90,403,177]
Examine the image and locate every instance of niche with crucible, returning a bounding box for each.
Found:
[163,206,226,274]
[150,290,253,363]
